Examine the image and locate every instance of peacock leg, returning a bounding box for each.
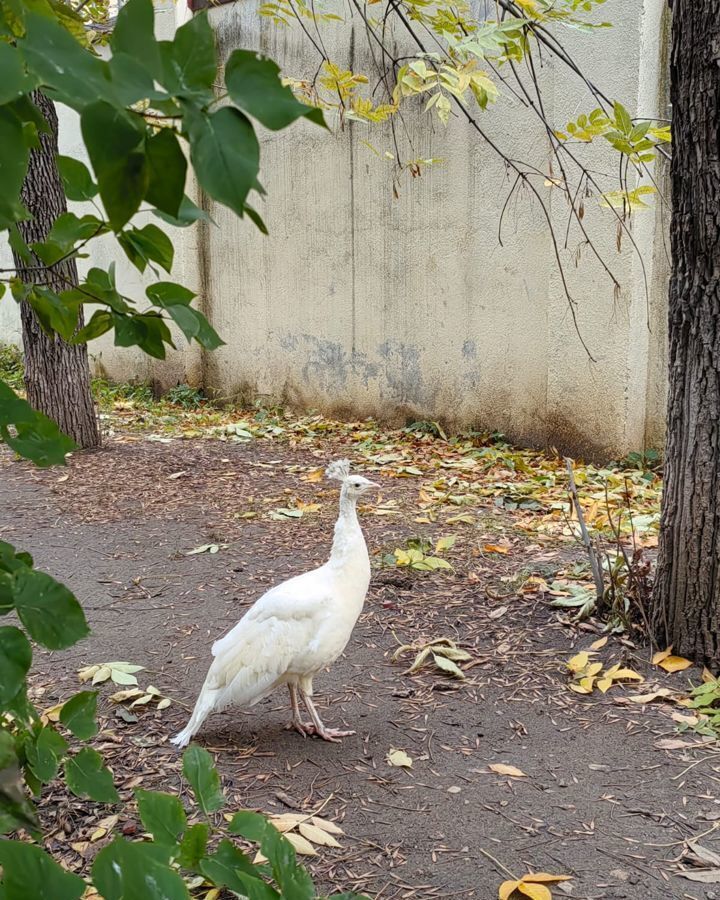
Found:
[298,687,355,743]
[285,684,312,736]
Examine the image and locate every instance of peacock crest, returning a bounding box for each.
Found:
[325,459,351,482]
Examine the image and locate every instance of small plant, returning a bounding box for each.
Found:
[620,448,662,474]
[565,650,643,694]
[0,344,24,391]
[92,377,154,409]
[404,419,447,440]
[382,536,454,572]
[166,383,206,409]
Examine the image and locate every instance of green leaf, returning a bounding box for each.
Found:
[153,195,210,228]
[0,626,31,705]
[92,838,189,900]
[26,287,82,341]
[225,50,325,131]
[57,155,98,201]
[181,745,224,814]
[81,101,148,230]
[136,789,187,847]
[64,747,119,802]
[60,691,98,740]
[258,823,314,899]
[165,11,216,96]
[119,224,174,273]
[199,839,268,895]
[0,380,75,466]
[244,204,268,235]
[613,100,632,135]
[177,822,209,869]
[0,840,85,900]
[0,728,40,836]
[146,282,223,350]
[13,567,88,649]
[111,0,161,81]
[228,810,269,842]
[0,105,29,229]
[113,312,173,360]
[72,309,114,344]
[20,12,111,111]
[25,724,68,783]
[145,129,187,218]
[186,106,259,218]
[0,42,36,105]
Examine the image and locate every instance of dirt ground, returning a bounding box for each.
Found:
[2,423,719,900]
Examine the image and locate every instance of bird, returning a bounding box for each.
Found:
[171,459,378,747]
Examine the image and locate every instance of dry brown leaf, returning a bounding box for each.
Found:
[284,832,317,856]
[590,636,608,650]
[652,647,673,665]
[620,688,674,704]
[483,544,509,554]
[489,763,527,778]
[387,749,413,768]
[310,815,344,835]
[298,822,341,848]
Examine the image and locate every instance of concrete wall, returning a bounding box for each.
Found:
[0,0,670,457]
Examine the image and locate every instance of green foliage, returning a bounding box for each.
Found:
[0,344,23,390]
[0,0,324,446]
[0,746,369,899]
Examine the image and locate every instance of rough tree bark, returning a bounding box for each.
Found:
[651,0,720,664]
[11,91,100,449]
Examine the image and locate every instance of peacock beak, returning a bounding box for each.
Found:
[364,481,380,489]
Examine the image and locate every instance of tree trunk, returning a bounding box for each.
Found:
[11,92,100,449]
[651,0,720,664]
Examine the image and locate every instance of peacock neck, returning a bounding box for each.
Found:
[328,489,364,566]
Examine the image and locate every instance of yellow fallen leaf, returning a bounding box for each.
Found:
[499,881,520,900]
[596,677,612,694]
[387,749,413,768]
[517,883,552,900]
[652,647,672,665]
[568,682,593,694]
[590,636,608,650]
[203,889,221,900]
[298,822,341,848]
[586,662,603,677]
[567,652,590,673]
[90,826,107,842]
[489,763,527,778]
[483,544,509,554]
[578,675,596,692]
[522,873,572,883]
[658,655,692,673]
[284,832,317,856]
[672,712,700,726]
[303,468,324,482]
[609,667,643,682]
[702,667,717,683]
[42,703,64,723]
[269,814,305,832]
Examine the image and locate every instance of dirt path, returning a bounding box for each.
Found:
[1,429,718,900]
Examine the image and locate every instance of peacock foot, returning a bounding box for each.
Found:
[307,725,356,743]
[285,719,313,737]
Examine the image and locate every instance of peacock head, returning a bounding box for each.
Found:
[325,459,379,498]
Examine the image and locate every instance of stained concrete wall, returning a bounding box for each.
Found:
[0,0,670,457]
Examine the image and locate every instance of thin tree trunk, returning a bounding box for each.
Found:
[11,92,100,449]
[651,0,720,664]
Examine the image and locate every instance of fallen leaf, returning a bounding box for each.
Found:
[622,688,674,704]
[447,785,462,794]
[688,841,720,868]
[658,655,692,673]
[435,535,457,553]
[517,884,551,900]
[309,816,344,835]
[284,832,317,856]
[483,544,509,554]
[676,869,720,883]
[489,606,508,620]
[567,652,590,673]
[652,647,672,665]
[387,749,413,768]
[298,822,341,848]
[489,763,527,778]
[590,636,608,650]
